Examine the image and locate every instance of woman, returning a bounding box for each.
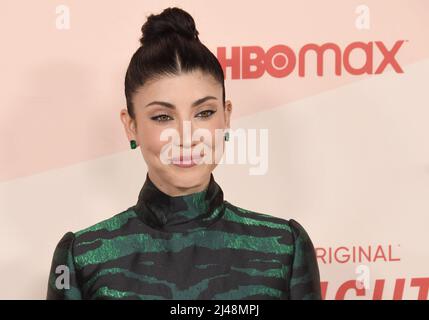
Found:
[47,7,321,300]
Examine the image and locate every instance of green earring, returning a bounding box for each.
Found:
[130,140,137,149]
[224,131,229,141]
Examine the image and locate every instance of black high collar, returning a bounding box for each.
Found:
[133,173,225,232]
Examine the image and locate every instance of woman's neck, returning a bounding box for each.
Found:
[147,170,211,197]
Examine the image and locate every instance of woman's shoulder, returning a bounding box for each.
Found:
[223,200,306,235]
[68,207,138,241]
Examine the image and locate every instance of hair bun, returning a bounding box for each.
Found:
[140,7,199,46]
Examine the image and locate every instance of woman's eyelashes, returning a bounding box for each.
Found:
[150,109,217,122]
[196,109,217,119]
[150,114,172,122]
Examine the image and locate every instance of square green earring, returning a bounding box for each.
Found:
[130,140,137,149]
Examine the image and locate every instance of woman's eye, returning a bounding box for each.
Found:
[151,114,172,122]
[196,110,216,118]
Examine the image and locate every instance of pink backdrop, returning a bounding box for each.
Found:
[0,0,428,299]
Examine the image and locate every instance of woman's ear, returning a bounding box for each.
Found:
[120,108,137,141]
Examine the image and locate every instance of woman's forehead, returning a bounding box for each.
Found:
[133,72,222,107]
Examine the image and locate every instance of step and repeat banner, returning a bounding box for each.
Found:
[0,1,428,299]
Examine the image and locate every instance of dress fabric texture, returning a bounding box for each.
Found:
[47,173,321,300]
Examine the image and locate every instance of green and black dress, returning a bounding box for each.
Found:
[47,173,321,300]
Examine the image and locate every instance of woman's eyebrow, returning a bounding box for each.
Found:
[145,95,217,109]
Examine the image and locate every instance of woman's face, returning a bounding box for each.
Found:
[120,69,232,196]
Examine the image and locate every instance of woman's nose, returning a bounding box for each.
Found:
[175,119,196,148]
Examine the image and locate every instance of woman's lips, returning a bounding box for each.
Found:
[171,154,203,168]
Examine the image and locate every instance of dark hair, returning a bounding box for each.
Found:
[124,7,226,119]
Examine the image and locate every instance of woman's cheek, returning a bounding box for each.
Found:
[138,127,160,161]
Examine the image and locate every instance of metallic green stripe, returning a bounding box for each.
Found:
[87,267,233,299]
[212,285,283,299]
[230,266,288,278]
[75,231,293,267]
[224,207,292,232]
[75,210,137,236]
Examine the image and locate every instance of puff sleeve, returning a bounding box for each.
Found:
[46,232,83,299]
[288,219,322,300]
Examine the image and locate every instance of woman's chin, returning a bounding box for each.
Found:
[167,165,209,187]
